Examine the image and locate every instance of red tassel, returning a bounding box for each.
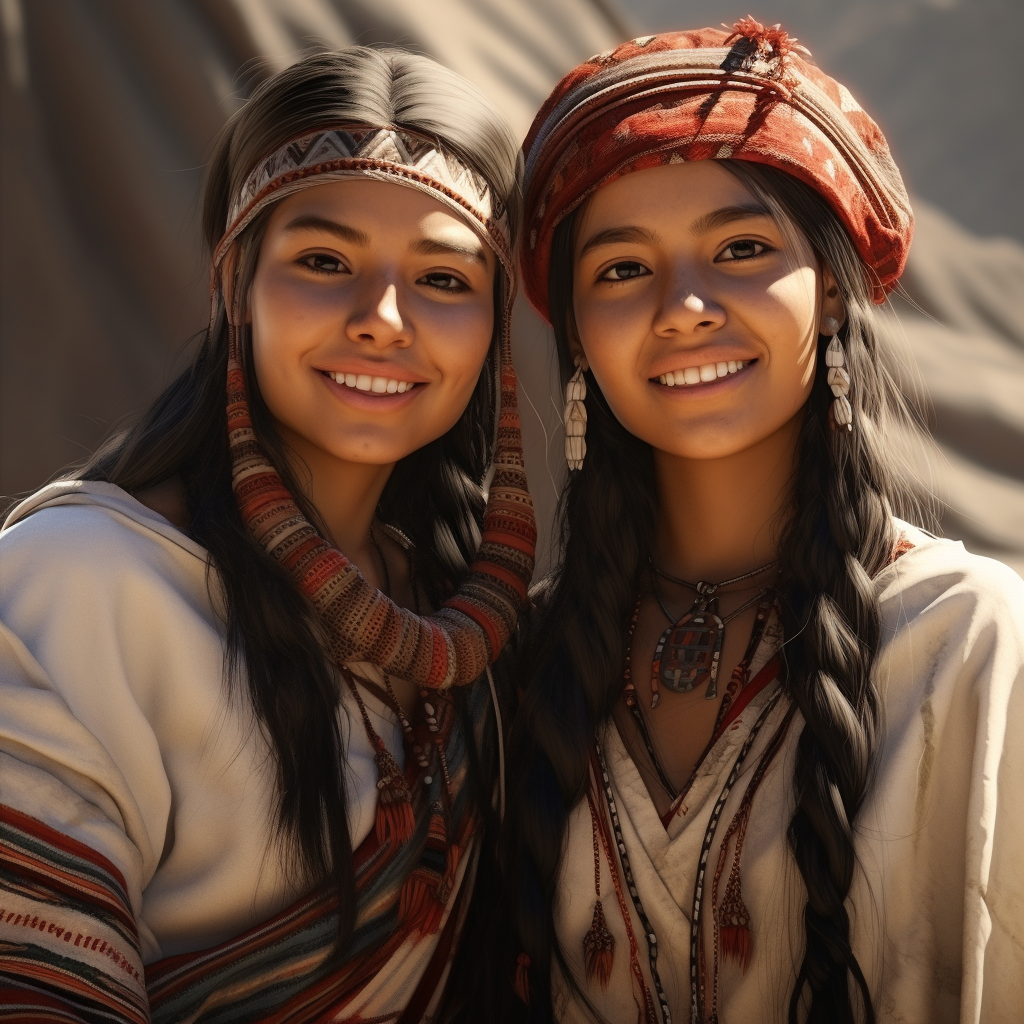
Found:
[514,953,531,1004]
[374,745,415,844]
[720,921,752,973]
[582,899,615,988]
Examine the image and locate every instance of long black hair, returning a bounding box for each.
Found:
[78,47,521,951]
[504,161,931,1023]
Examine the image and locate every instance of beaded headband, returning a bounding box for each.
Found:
[214,125,535,689]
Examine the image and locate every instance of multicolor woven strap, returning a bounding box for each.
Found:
[218,125,535,689]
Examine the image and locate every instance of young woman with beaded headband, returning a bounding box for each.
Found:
[0,48,534,1021]
[497,20,1024,1024]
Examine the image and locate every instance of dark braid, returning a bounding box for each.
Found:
[499,163,928,1023]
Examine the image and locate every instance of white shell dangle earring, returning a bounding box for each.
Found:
[564,355,588,470]
[824,316,852,432]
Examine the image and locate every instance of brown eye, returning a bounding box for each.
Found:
[419,272,468,293]
[601,261,650,281]
[301,253,344,274]
[717,240,768,262]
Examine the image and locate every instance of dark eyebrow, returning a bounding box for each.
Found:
[282,215,370,246]
[411,237,488,266]
[578,225,661,259]
[689,203,773,237]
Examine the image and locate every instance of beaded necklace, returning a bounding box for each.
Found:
[622,588,776,801]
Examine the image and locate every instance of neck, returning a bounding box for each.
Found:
[652,413,802,585]
[276,424,395,590]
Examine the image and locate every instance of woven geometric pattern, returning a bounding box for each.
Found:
[521,19,914,315]
[217,127,512,278]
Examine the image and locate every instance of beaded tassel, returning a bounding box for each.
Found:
[373,741,416,844]
[343,671,415,844]
[824,317,852,432]
[583,803,616,988]
[564,356,588,470]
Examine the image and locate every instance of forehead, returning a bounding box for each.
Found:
[583,161,761,227]
[266,178,490,249]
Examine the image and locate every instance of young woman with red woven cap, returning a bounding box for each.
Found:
[501,20,1024,1024]
[0,49,534,1021]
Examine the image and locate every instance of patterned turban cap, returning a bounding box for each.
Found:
[522,19,914,316]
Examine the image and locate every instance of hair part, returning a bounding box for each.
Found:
[79,46,521,952]
[505,160,932,1023]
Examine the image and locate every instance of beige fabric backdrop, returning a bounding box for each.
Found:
[1,0,1021,575]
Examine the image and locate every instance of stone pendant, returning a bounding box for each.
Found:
[652,598,724,698]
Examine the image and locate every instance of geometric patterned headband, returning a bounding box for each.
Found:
[214,126,513,281]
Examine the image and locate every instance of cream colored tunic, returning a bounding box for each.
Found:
[0,480,456,1015]
[554,525,1024,1024]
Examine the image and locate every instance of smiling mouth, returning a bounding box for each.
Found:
[323,371,420,394]
[654,359,754,387]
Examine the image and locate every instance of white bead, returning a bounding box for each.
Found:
[565,434,586,469]
[565,377,586,402]
[565,398,587,422]
[828,366,850,397]
[565,417,586,437]
[825,337,845,367]
[833,395,853,425]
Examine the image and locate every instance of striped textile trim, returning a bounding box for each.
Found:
[146,675,491,1023]
[0,804,147,1024]
[226,331,535,690]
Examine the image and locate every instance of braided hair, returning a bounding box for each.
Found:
[504,161,930,1023]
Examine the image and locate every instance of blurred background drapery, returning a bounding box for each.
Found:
[1,0,1021,576]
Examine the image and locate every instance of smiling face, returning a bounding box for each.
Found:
[247,178,496,472]
[572,160,843,462]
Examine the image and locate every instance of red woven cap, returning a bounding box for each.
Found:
[522,20,914,317]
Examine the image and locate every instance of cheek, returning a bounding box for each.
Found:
[763,268,819,396]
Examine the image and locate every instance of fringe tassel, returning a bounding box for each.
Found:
[583,898,615,988]
[717,846,752,972]
[373,745,415,844]
[514,953,531,1004]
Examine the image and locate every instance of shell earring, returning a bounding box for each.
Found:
[564,356,587,470]
[824,316,852,432]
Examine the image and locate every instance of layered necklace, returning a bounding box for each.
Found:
[648,559,777,707]
[621,559,778,801]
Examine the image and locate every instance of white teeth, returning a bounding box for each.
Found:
[328,371,416,394]
[656,360,750,387]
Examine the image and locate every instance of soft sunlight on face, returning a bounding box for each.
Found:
[572,161,842,462]
[248,178,496,471]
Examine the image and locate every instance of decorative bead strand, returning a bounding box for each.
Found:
[824,316,852,431]
[564,356,588,470]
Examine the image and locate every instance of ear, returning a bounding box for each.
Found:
[818,264,846,335]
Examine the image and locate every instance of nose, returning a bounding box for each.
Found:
[654,280,726,336]
[345,280,411,348]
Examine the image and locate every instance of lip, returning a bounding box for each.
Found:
[319,370,425,410]
[650,358,757,395]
